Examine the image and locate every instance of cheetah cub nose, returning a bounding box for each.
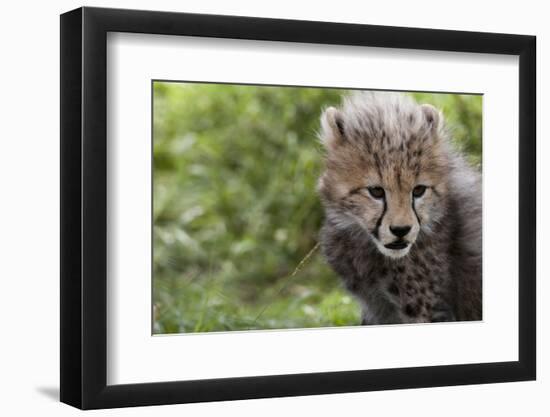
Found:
[390,225,412,238]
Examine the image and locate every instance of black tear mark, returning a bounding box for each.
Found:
[373,199,387,239]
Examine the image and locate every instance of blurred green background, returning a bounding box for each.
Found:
[153,82,482,334]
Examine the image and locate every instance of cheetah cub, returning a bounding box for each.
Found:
[318,92,482,324]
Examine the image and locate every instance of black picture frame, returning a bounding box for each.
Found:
[60,6,536,410]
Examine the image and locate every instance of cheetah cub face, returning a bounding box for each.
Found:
[317,92,450,259]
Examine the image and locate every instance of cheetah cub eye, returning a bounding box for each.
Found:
[367,186,385,199]
[412,185,427,198]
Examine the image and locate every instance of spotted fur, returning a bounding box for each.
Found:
[317,92,482,324]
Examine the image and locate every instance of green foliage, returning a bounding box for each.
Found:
[153,83,482,334]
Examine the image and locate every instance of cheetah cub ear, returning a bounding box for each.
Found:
[320,106,346,149]
[420,104,442,134]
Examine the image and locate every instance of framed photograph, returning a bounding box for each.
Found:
[60,6,536,409]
